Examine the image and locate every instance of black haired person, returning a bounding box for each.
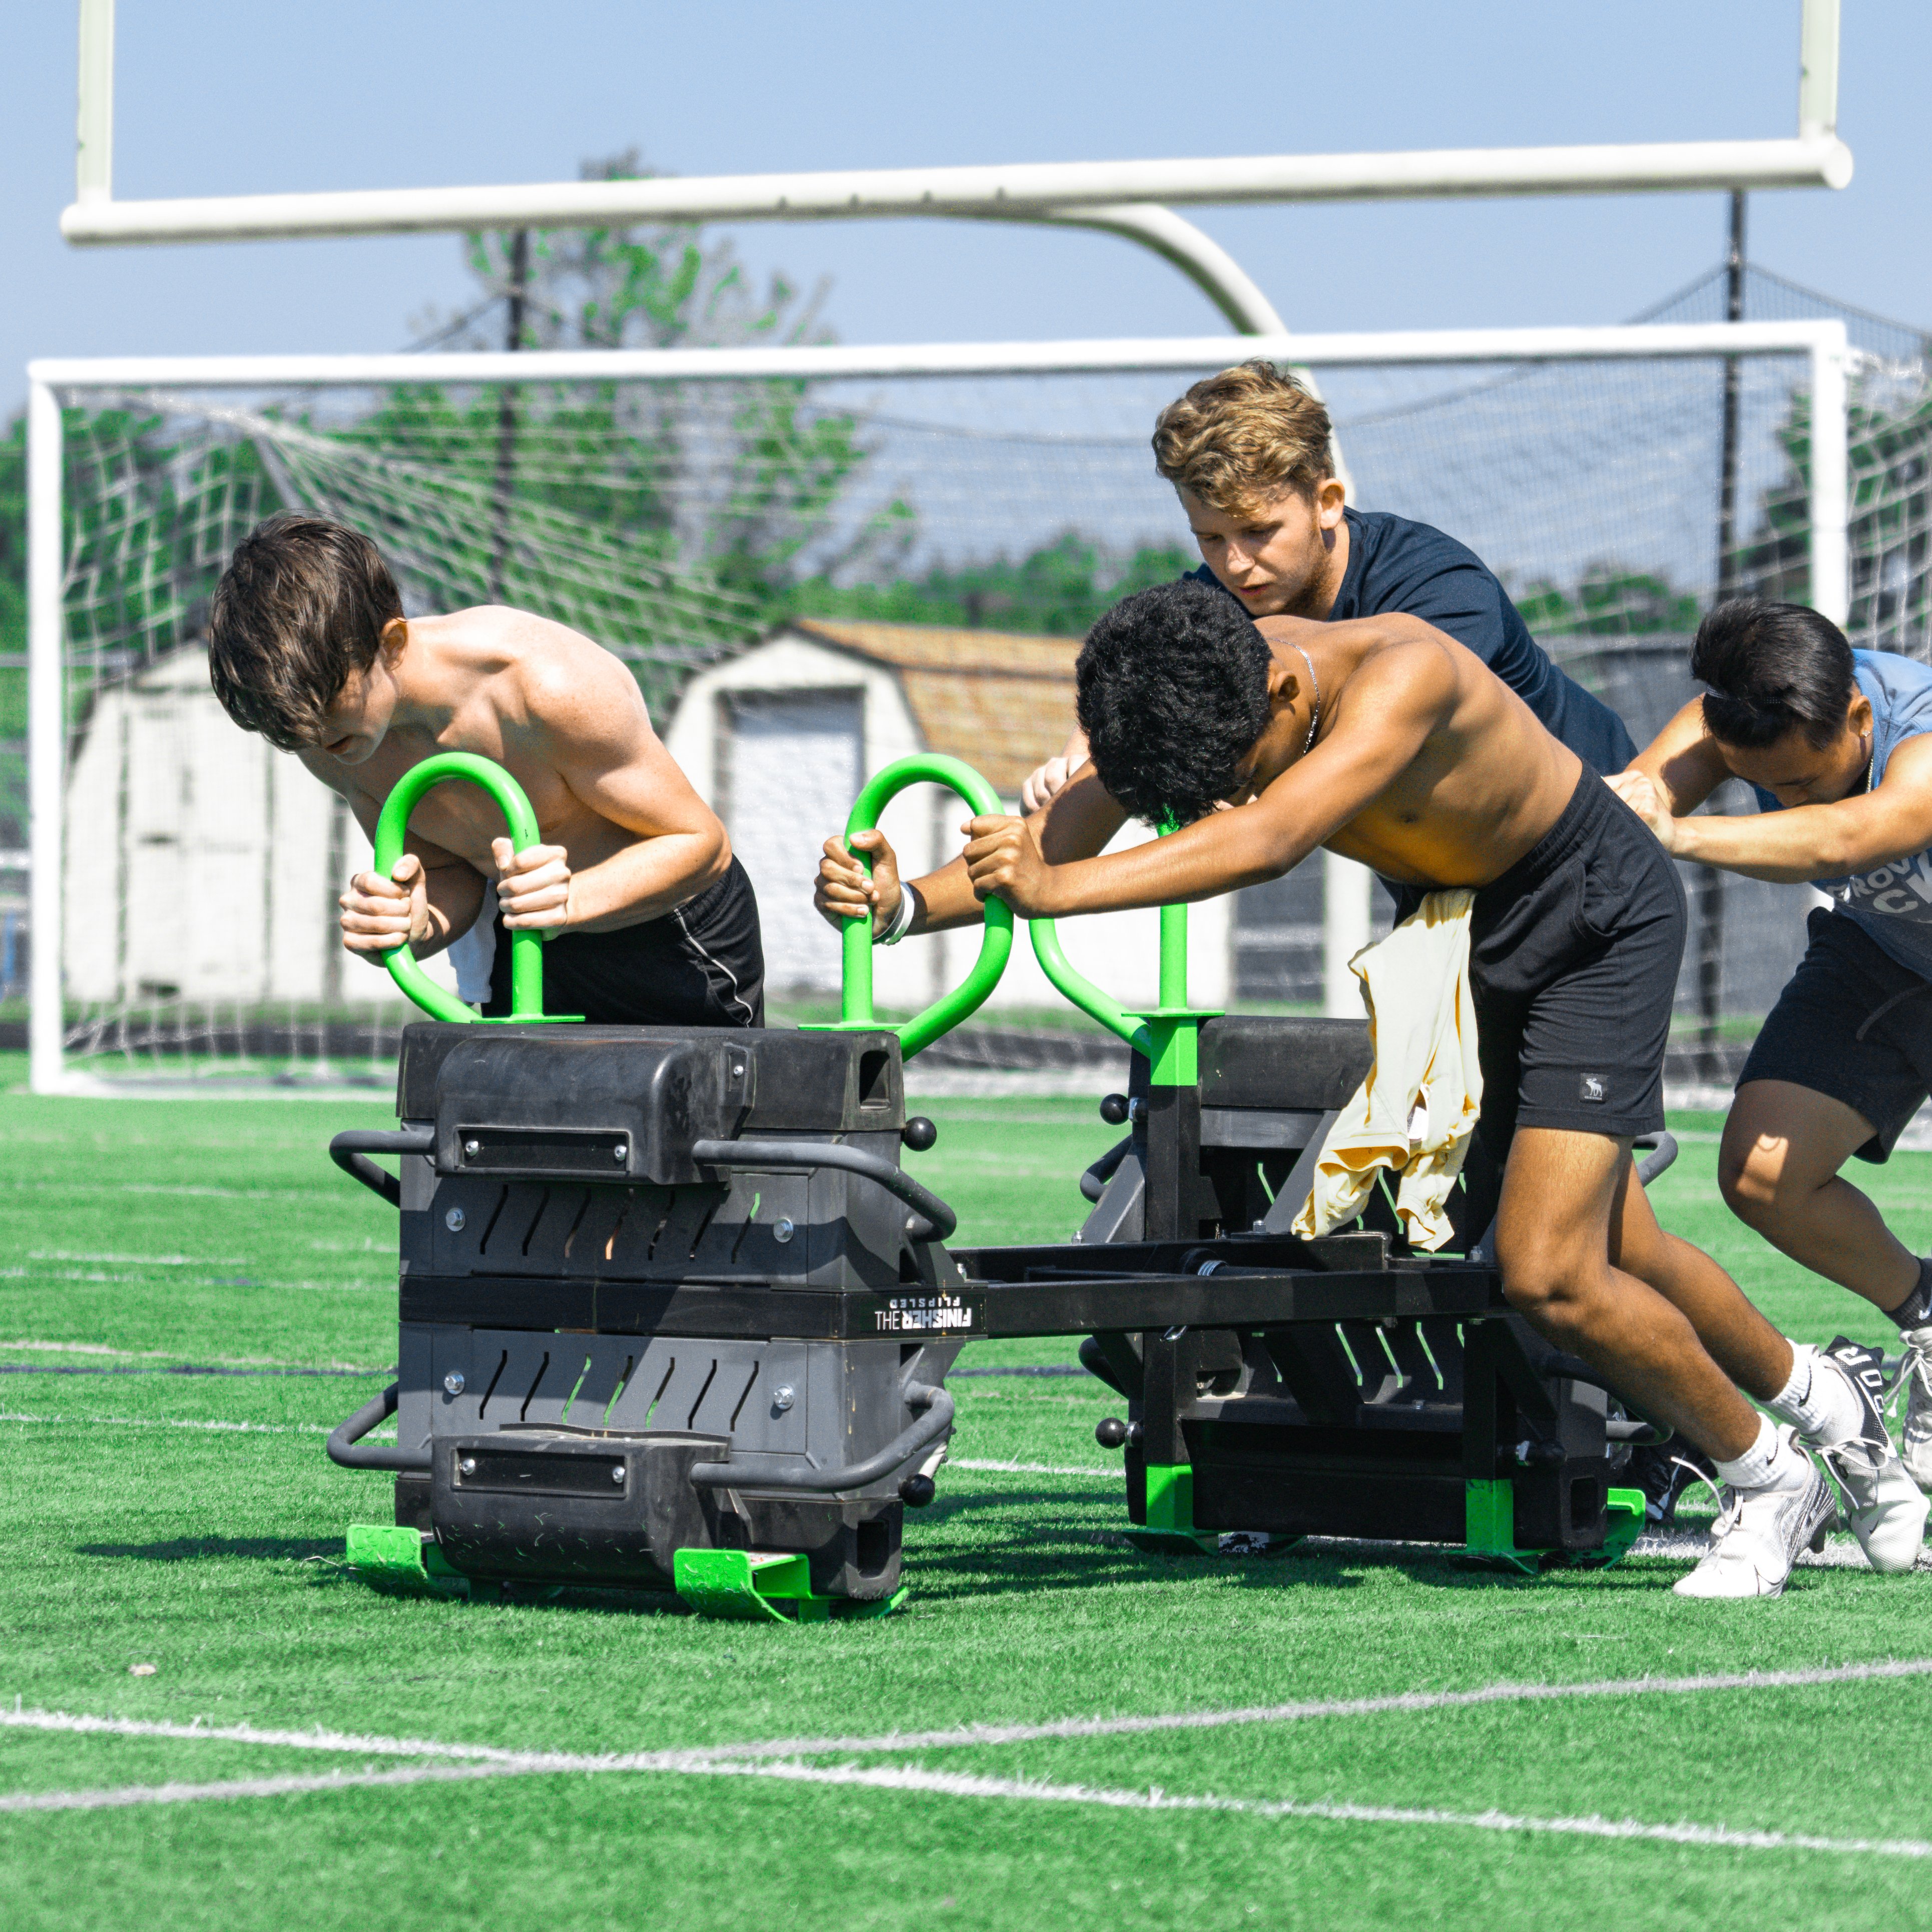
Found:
[1614,600,1932,1495]
[817,579,1922,1598]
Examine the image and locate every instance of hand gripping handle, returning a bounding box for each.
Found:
[370,752,548,1025]
[837,754,1013,1061]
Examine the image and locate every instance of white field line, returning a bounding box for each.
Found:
[0,1762,516,1812]
[0,1340,389,1374]
[26,1252,247,1268]
[5,1749,1931,1860]
[1635,1527,1932,1572]
[642,1655,1932,1761]
[701,1758,1932,1859]
[0,1412,328,1435]
[9,1656,1932,1778]
[949,1458,1115,1478]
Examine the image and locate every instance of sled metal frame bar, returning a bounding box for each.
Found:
[24,316,1850,1097]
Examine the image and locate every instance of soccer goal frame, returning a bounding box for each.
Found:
[24,317,1852,1095]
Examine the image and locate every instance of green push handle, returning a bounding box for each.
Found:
[1026,813,1197,1062]
[1028,918,1153,1061]
[370,752,547,1025]
[836,754,1014,1060]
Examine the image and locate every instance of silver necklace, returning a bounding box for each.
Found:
[1292,644,1321,755]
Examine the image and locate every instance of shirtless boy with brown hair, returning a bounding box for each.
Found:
[818,578,1926,1597]
[207,514,763,1027]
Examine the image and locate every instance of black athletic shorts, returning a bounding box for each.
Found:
[1391,770,1684,1160]
[1737,906,1932,1164]
[483,854,765,1028]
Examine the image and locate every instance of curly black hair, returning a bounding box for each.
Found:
[1076,579,1274,826]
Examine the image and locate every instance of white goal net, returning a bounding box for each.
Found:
[26,323,1873,1090]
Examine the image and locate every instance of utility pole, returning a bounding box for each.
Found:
[489,228,530,602]
[1717,191,1747,596]
[1697,189,1747,1080]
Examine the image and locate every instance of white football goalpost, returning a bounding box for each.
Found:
[30,0,1855,1093]
[26,319,1852,1095]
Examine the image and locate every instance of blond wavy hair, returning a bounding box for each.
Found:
[1151,360,1336,517]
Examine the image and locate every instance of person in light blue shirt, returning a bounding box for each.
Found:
[1615,599,1932,1495]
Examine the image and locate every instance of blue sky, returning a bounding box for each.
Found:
[4,1,1928,417]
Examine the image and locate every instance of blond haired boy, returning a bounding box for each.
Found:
[1021,360,1634,810]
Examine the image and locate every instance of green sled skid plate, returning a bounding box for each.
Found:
[1118,1465,1313,1558]
[342,1529,908,1622]
[345,1524,471,1598]
[671,1549,909,1623]
[1121,1464,1218,1555]
[1455,1481,1647,1575]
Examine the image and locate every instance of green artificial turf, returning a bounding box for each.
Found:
[0,1077,1928,1931]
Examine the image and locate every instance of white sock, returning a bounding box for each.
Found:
[1713,1414,1809,1492]
[1762,1342,1862,1444]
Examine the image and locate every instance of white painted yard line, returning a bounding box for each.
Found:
[0,1762,516,1812]
[10,1656,1932,1780]
[679,1655,1932,1761]
[0,1412,329,1435]
[949,1458,1115,1478]
[6,1749,1930,1860]
[0,1340,390,1374]
[27,1251,247,1268]
[1634,1527,1932,1572]
[698,1758,1932,1859]
[0,1706,583,1762]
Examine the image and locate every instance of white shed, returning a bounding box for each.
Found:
[62,644,447,1013]
[662,617,1232,1015]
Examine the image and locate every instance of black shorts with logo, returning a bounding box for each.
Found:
[1391,770,1684,1164]
[1738,906,1932,1163]
[483,855,765,1029]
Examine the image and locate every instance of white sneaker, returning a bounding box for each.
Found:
[1896,1323,1932,1492]
[1812,1338,1929,1573]
[1673,1439,1836,1600]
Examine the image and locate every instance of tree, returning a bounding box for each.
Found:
[397,152,878,623]
[785,531,1197,636]
[1514,566,1701,638]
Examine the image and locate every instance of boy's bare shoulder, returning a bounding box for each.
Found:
[477,607,652,747]
[427,605,644,717]
[1327,622,1461,717]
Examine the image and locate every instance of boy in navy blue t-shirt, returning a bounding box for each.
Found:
[1020,359,1633,811]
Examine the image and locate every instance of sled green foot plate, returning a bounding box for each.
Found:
[344,1524,470,1598]
[1122,1464,1218,1556]
[1454,1481,1647,1575]
[672,1549,909,1624]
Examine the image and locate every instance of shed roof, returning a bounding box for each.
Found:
[782,617,1080,797]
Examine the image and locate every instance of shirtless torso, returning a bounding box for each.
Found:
[309,605,731,957]
[814,597,1816,1526]
[832,612,1582,929]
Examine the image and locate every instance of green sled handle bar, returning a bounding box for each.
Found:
[827,754,1012,1061]
[370,751,552,1025]
[829,752,1152,1062]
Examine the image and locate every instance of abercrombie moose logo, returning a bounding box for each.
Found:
[1578,1074,1608,1103]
